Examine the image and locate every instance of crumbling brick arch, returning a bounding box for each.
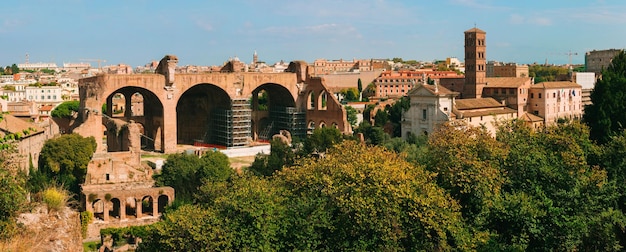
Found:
[141,195,154,217]
[307,91,315,110]
[157,194,170,213]
[82,186,174,222]
[92,199,105,221]
[318,91,328,110]
[109,198,122,219]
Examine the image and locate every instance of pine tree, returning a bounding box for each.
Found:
[584,50,626,143]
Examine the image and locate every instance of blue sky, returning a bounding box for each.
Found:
[1,0,625,67]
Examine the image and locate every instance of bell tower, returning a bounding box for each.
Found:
[464,27,486,98]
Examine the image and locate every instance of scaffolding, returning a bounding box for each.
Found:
[210,99,252,147]
[269,106,306,140]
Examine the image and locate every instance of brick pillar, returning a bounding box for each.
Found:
[152,199,158,217]
[103,201,109,222]
[136,199,142,219]
[162,92,177,153]
[120,201,126,220]
[124,91,133,119]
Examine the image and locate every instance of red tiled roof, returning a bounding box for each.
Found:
[455,98,503,110]
[0,114,42,137]
[40,105,54,111]
[485,77,531,88]
[531,81,582,89]
[460,107,517,117]
[465,27,486,33]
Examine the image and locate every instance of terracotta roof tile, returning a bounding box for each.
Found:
[465,27,486,33]
[519,112,544,122]
[531,81,582,89]
[485,77,532,88]
[455,98,503,110]
[0,114,42,137]
[461,107,517,117]
[407,84,458,96]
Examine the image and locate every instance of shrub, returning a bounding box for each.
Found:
[80,211,94,238]
[42,187,68,212]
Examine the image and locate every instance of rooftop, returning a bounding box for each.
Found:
[455,97,503,110]
[485,77,532,88]
[531,81,582,89]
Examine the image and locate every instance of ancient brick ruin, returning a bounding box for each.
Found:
[72,55,349,240]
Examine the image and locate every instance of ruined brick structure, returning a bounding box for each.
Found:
[73,55,349,153]
[72,55,349,239]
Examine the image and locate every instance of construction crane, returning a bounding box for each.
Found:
[79,59,107,69]
[548,51,578,66]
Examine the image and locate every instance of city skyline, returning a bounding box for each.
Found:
[1,0,625,68]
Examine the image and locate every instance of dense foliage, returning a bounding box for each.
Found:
[0,169,26,239]
[529,64,569,83]
[584,50,626,143]
[51,101,80,118]
[116,92,626,250]
[36,133,96,196]
[154,150,232,202]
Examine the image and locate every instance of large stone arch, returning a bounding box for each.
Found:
[176,83,232,146]
[252,83,304,140]
[104,86,164,152]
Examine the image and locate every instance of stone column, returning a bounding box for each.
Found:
[103,201,109,222]
[136,199,142,219]
[124,91,133,119]
[152,198,158,217]
[120,201,126,220]
[162,92,177,153]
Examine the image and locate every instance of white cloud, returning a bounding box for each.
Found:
[195,19,214,32]
[508,14,552,26]
[0,19,22,33]
[260,23,362,39]
[449,0,509,11]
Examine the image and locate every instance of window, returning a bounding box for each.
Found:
[531,93,534,98]
[422,109,427,119]
[539,93,542,98]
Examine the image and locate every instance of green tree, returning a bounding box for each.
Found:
[278,141,473,251]
[354,121,387,146]
[0,168,27,239]
[154,151,232,202]
[10,64,18,75]
[248,139,295,176]
[341,88,359,102]
[51,101,80,119]
[357,78,363,101]
[138,204,232,251]
[345,105,357,127]
[206,176,287,250]
[489,119,625,250]
[387,96,410,137]
[420,124,506,223]
[38,134,96,196]
[584,50,626,143]
[300,127,343,156]
[373,109,388,127]
[601,130,626,213]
